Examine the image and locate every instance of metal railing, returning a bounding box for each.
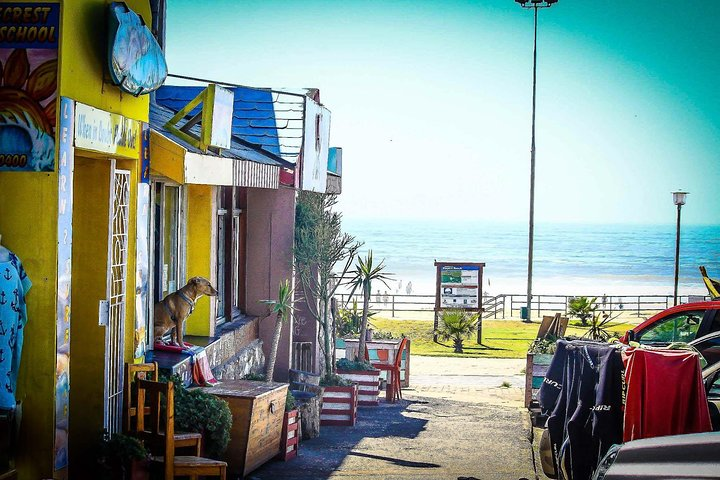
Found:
[334,293,711,319]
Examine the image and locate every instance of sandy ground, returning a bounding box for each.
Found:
[407,356,527,408]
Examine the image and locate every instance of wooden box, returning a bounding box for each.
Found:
[320,385,358,426]
[210,380,289,477]
[337,370,380,406]
[524,353,553,409]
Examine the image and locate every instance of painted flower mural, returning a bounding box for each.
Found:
[0,48,57,171]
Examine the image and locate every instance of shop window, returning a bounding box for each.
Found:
[216,187,245,324]
[152,182,184,307]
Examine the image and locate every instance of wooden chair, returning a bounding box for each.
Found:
[368,338,408,403]
[124,363,202,453]
[136,379,227,480]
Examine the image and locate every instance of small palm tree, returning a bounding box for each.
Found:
[436,310,479,353]
[348,251,391,362]
[568,296,597,326]
[261,280,294,382]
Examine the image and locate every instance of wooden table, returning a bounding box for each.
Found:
[210,380,288,477]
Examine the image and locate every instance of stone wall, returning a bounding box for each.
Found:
[212,339,265,380]
[205,317,265,380]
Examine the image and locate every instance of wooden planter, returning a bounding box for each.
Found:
[320,384,358,426]
[276,409,299,461]
[337,370,381,406]
[211,380,288,477]
[524,353,554,409]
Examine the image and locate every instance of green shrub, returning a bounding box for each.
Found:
[320,374,353,387]
[336,357,376,372]
[98,431,148,479]
[285,389,297,412]
[163,375,232,459]
[243,372,267,381]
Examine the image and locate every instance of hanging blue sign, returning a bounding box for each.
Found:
[107,2,167,96]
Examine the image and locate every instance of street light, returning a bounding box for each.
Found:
[515,0,559,322]
[672,191,688,306]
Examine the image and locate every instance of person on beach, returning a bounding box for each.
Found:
[383,291,389,305]
[376,290,381,303]
[406,281,413,295]
[398,279,403,293]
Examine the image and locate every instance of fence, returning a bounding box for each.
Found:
[334,292,712,319]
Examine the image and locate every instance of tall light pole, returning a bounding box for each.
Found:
[515,0,558,322]
[672,191,688,306]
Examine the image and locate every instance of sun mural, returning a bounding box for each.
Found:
[0,48,57,171]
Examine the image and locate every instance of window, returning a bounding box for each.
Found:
[152,182,183,305]
[638,310,705,344]
[694,335,720,369]
[216,186,245,324]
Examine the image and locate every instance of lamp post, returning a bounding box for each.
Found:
[672,191,688,306]
[515,0,558,322]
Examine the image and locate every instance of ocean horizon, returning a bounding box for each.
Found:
[342,218,720,297]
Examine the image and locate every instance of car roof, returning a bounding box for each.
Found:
[632,301,720,334]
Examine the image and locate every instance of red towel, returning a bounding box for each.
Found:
[622,348,711,442]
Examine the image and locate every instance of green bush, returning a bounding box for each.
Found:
[336,357,376,372]
[320,374,353,387]
[243,372,267,381]
[98,431,148,479]
[285,389,297,412]
[163,375,232,459]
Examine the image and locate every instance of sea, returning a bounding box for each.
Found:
[342,218,720,297]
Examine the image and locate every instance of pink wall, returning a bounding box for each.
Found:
[246,186,296,382]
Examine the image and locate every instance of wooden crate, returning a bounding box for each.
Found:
[337,370,380,406]
[524,353,553,409]
[320,385,358,426]
[276,409,299,461]
[210,380,288,477]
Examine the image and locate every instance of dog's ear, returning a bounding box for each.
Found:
[190,276,200,285]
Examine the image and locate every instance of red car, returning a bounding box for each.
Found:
[620,300,720,345]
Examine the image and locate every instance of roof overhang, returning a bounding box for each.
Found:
[150,129,279,188]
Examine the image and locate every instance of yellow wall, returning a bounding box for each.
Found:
[185,184,215,336]
[0,172,58,479]
[59,0,150,123]
[0,1,151,478]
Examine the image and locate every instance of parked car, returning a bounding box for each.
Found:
[691,330,720,370]
[591,431,720,480]
[620,300,720,345]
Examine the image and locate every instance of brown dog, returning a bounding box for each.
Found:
[154,276,218,346]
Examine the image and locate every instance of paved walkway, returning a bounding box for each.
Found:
[251,357,537,480]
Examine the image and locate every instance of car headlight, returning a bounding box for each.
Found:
[592,443,622,480]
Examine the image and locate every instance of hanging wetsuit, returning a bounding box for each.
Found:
[0,247,32,409]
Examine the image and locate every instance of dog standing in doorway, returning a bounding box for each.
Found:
[154,276,218,347]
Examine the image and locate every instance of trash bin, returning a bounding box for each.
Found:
[521,306,528,320]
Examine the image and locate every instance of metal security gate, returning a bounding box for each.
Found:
[103,165,130,434]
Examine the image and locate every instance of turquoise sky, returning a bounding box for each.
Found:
[167,1,720,225]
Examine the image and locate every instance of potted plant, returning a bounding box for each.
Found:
[261,279,295,383]
[335,358,381,406]
[163,374,232,459]
[319,374,358,426]
[98,432,150,480]
[277,390,300,461]
[435,310,479,353]
[525,337,557,409]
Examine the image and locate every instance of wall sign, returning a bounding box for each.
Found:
[440,265,480,308]
[0,2,59,172]
[107,2,167,96]
[54,97,74,474]
[74,102,141,158]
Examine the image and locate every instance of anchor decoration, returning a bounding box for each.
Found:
[8,328,16,350]
[2,269,11,281]
[0,349,5,364]
[5,372,12,394]
[0,319,6,337]
[10,289,20,314]
[0,291,5,306]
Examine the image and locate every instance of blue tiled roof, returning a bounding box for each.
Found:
[155,85,283,157]
[149,102,289,167]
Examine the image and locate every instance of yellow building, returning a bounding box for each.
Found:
[0,1,156,478]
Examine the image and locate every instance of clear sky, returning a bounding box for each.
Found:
[166,1,720,226]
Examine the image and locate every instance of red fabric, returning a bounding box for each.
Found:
[622,348,712,442]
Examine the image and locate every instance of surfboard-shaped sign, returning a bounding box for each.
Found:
[107,2,167,96]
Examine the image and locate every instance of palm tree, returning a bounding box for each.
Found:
[568,296,597,326]
[260,279,294,382]
[436,310,479,353]
[348,251,391,362]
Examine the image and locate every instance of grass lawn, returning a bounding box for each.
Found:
[369,316,634,359]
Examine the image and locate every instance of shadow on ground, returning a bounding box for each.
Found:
[249,400,430,480]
